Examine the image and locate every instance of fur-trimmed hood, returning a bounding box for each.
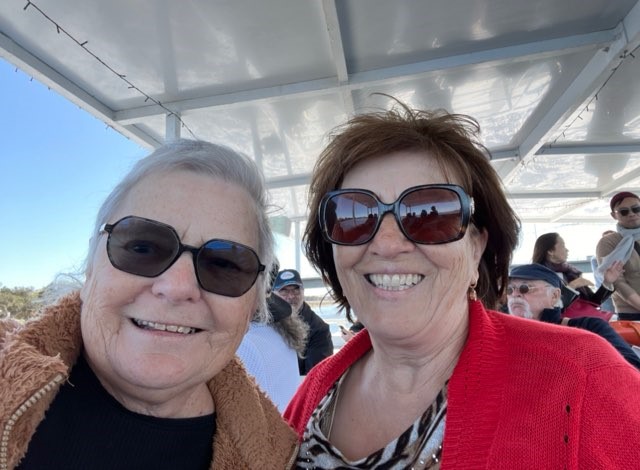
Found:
[0,293,297,469]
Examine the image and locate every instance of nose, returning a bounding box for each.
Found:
[151,253,202,302]
[368,213,415,255]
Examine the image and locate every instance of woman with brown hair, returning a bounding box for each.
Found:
[284,100,640,468]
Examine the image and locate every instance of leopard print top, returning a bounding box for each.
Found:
[295,374,446,469]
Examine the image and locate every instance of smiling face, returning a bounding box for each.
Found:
[80,170,260,417]
[612,196,640,229]
[506,278,559,320]
[332,151,487,346]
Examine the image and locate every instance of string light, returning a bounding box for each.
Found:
[510,44,639,183]
[22,1,197,140]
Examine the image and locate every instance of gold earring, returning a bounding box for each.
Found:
[468,282,478,301]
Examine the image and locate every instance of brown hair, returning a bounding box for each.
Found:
[532,232,559,264]
[304,99,520,316]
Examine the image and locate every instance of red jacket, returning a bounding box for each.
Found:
[285,300,640,469]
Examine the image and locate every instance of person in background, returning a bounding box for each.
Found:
[284,99,640,468]
[532,232,623,306]
[273,269,333,375]
[237,263,309,413]
[507,264,640,369]
[597,191,640,320]
[591,230,618,312]
[0,140,297,469]
[339,320,364,343]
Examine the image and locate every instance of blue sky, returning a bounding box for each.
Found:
[0,58,146,289]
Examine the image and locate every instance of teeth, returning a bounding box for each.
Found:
[133,319,197,335]
[368,273,423,291]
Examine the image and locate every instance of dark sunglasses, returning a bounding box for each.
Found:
[319,184,474,245]
[506,284,539,295]
[100,216,265,297]
[614,206,640,217]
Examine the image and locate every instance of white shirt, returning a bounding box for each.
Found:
[236,322,301,413]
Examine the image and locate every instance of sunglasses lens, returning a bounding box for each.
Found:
[323,192,380,245]
[106,217,179,277]
[398,188,463,243]
[507,284,530,295]
[321,186,467,245]
[620,209,630,216]
[196,240,262,297]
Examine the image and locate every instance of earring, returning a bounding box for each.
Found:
[468,282,478,301]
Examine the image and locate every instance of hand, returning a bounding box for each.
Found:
[603,260,625,284]
[568,277,594,289]
[340,326,355,342]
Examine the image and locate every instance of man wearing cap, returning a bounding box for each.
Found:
[273,269,334,375]
[596,191,640,320]
[507,264,640,369]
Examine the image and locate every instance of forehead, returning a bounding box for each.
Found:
[115,171,259,246]
[341,150,460,191]
[615,197,640,208]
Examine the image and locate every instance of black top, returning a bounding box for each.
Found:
[17,354,216,470]
[540,307,640,370]
[298,302,334,375]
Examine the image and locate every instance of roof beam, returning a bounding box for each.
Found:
[0,31,159,148]
[265,173,311,189]
[114,28,620,125]
[320,0,354,117]
[599,166,640,196]
[321,0,348,83]
[549,199,598,222]
[507,190,602,199]
[503,1,640,185]
[538,143,640,155]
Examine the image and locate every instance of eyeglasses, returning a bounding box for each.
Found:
[319,184,474,245]
[100,216,265,297]
[506,284,540,296]
[614,206,640,217]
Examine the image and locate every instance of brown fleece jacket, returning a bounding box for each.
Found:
[0,293,297,470]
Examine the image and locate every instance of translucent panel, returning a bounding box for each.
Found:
[512,221,617,265]
[509,197,601,221]
[268,184,310,220]
[177,96,347,178]
[510,153,640,191]
[353,52,593,148]
[550,49,640,143]
[340,0,634,72]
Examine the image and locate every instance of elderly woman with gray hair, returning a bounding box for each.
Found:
[0,140,297,469]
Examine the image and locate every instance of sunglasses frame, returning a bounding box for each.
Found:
[614,205,640,217]
[506,283,541,296]
[319,183,474,246]
[100,215,265,297]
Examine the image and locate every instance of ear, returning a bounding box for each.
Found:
[610,211,617,220]
[550,287,561,306]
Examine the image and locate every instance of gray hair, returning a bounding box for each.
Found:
[84,139,274,320]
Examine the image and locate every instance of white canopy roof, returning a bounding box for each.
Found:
[3,0,640,232]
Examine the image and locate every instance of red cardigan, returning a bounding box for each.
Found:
[285,300,640,469]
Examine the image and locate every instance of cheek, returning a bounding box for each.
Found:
[333,245,367,280]
[208,291,257,335]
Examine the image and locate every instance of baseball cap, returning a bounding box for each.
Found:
[509,264,562,289]
[273,269,303,291]
[610,191,640,211]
